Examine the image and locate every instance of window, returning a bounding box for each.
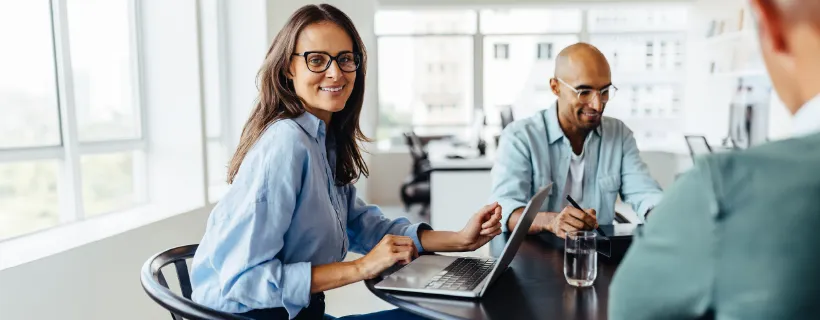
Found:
[588,5,689,150]
[482,8,582,126]
[537,43,554,60]
[484,35,578,126]
[494,44,509,60]
[375,6,689,150]
[68,0,140,142]
[375,10,476,145]
[0,0,144,241]
[0,0,61,149]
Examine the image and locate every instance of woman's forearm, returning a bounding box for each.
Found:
[310,261,364,293]
[418,230,470,252]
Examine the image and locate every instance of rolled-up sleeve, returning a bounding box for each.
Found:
[619,127,663,220]
[491,127,534,232]
[346,184,432,254]
[200,138,311,317]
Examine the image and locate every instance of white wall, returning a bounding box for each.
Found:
[225,0,270,151]
[369,152,413,206]
[0,207,211,320]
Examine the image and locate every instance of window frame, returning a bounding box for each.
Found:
[0,0,147,240]
[374,5,689,150]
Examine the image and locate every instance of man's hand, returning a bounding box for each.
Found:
[545,206,598,239]
[456,202,503,251]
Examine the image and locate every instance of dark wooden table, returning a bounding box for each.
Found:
[365,233,619,320]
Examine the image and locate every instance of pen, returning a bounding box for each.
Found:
[566,195,607,238]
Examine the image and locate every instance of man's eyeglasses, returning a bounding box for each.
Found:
[292,51,362,73]
[554,78,618,104]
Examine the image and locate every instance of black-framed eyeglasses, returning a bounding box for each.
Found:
[292,51,362,73]
[555,78,618,104]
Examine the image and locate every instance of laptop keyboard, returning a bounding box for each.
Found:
[424,258,495,291]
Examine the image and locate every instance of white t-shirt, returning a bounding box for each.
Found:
[564,149,585,207]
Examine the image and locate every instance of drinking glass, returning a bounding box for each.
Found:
[564,231,597,287]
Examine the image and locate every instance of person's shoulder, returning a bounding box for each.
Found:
[258,118,312,148]
[687,133,820,208]
[502,110,548,137]
[246,119,313,165]
[704,133,820,173]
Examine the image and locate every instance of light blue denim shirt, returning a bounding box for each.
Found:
[190,112,430,317]
[491,105,662,231]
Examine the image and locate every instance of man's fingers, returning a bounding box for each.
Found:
[587,209,599,228]
[559,222,579,237]
[565,207,597,229]
[561,214,586,229]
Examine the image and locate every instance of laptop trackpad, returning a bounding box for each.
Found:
[382,255,456,289]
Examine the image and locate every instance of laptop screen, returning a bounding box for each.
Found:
[479,184,552,295]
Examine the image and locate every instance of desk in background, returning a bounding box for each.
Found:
[426,140,494,231]
[366,233,616,320]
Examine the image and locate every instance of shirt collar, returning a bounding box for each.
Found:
[293,111,326,139]
[793,94,820,138]
[544,102,602,144]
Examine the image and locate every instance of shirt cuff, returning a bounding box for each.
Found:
[636,198,662,222]
[403,222,433,253]
[497,198,527,233]
[281,261,312,318]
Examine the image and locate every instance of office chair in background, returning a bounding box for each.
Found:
[684,135,713,163]
[400,131,432,216]
[500,105,514,130]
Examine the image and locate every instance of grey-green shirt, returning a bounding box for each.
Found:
[609,131,820,319]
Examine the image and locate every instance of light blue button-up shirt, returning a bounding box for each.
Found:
[491,105,662,231]
[190,112,430,317]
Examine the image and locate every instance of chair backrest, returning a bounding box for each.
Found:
[404,131,427,161]
[140,245,250,320]
[500,105,514,129]
[403,131,432,178]
[684,135,712,162]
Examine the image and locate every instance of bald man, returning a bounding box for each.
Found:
[491,43,663,237]
[610,1,820,319]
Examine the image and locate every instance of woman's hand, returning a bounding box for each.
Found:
[456,202,504,251]
[354,235,418,279]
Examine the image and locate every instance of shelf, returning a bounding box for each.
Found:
[709,69,767,78]
[704,29,755,45]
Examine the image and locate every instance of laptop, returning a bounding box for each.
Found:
[374,184,552,298]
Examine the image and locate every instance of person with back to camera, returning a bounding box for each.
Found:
[610,0,820,319]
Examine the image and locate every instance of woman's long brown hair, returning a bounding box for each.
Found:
[226,4,370,186]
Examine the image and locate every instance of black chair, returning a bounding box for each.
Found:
[400,131,432,216]
[141,245,250,320]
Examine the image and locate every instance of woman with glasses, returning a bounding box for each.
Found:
[491,42,663,239]
[189,4,504,320]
